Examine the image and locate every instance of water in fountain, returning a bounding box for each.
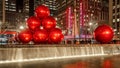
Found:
[0,44,120,63]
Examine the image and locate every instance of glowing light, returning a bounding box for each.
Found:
[80,2,84,27]
[0,54,106,64]
[19,26,24,29]
[89,22,92,26]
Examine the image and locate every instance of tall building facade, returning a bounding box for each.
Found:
[56,0,109,39]
[0,0,3,24]
[0,0,34,30]
[35,0,57,16]
[109,0,120,40]
[3,0,16,29]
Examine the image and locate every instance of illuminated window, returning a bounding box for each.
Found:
[113,19,115,22]
[117,19,120,22]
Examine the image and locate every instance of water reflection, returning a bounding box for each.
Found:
[63,56,119,68]
[0,55,120,68]
[102,59,113,68]
[63,61,88,68]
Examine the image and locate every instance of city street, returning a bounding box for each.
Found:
[0,0,120,68]
[0,55,120,68]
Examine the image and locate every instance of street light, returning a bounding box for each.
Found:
[19,25,24,30]
[89,22,92,26]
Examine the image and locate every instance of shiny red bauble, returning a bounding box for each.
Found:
[49,28,64,44]
[94,24,114,43]
[35,5,50,19]
[18,29,32,43]
[42,16,56,30]
[33,29,48,44]
[27,16,41,31]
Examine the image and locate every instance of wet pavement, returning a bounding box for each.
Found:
[0,55,120,68]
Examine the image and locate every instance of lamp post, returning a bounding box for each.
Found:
[2,0,5,26]
[19,25,24,30]
[88,21,98,44]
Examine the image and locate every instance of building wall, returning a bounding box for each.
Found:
[34,0,57,16]
[109,0,120,40]
[56,0,108,36]
[0,0,33,30]
[0,0,3,23]
[109,0,113,26]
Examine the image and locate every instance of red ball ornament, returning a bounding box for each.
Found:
[33,29,48,44]
[49,28,64,44]
[27,16,41,31]
[18,29,32,43]
[42,16,56,30]
[35,5,50,19]
[94,24,114,43]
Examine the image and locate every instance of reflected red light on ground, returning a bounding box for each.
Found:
[103,60,113,68]
[63,61,88,68]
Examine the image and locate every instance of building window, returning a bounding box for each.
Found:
[113,16,115,19]
[117,18,120,22]
[117,0,120,4]
[113,0,115,6]
[117,8,119,12]
[113,19,115,22]
[117,15,119,18]
[113,9,115,13]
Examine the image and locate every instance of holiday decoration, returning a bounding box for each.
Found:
[18,29,32,43]
[49,28,64,44]
[27,16,41,31]
[33,29,48,44]
[42,16,56,30]
[18,5,64,44]
[94,24,114,43]
[35,5,50,19]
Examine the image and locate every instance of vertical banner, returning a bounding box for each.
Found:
[66,7,72,35]
[80,0,84,27]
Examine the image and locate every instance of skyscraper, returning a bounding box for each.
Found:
[109,0,120,40]
[0,0,34,30]
[34,0,57,16]
[0,0,3,24]
[3,0,16,29]
[56,0,109,39]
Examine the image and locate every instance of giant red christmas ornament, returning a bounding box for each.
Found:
[94,24,114,43]
[27,16,41,31]
[35,5,50,19]
[42,16,56,30]
[33,29,48,44]
[18,29,32,43]
[49,28,64,43]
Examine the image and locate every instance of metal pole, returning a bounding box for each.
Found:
[1,0,5,45]
[2,0,5,25]
[74,1,76,44]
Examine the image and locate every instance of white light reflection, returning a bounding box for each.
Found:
[0,54,106,64]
